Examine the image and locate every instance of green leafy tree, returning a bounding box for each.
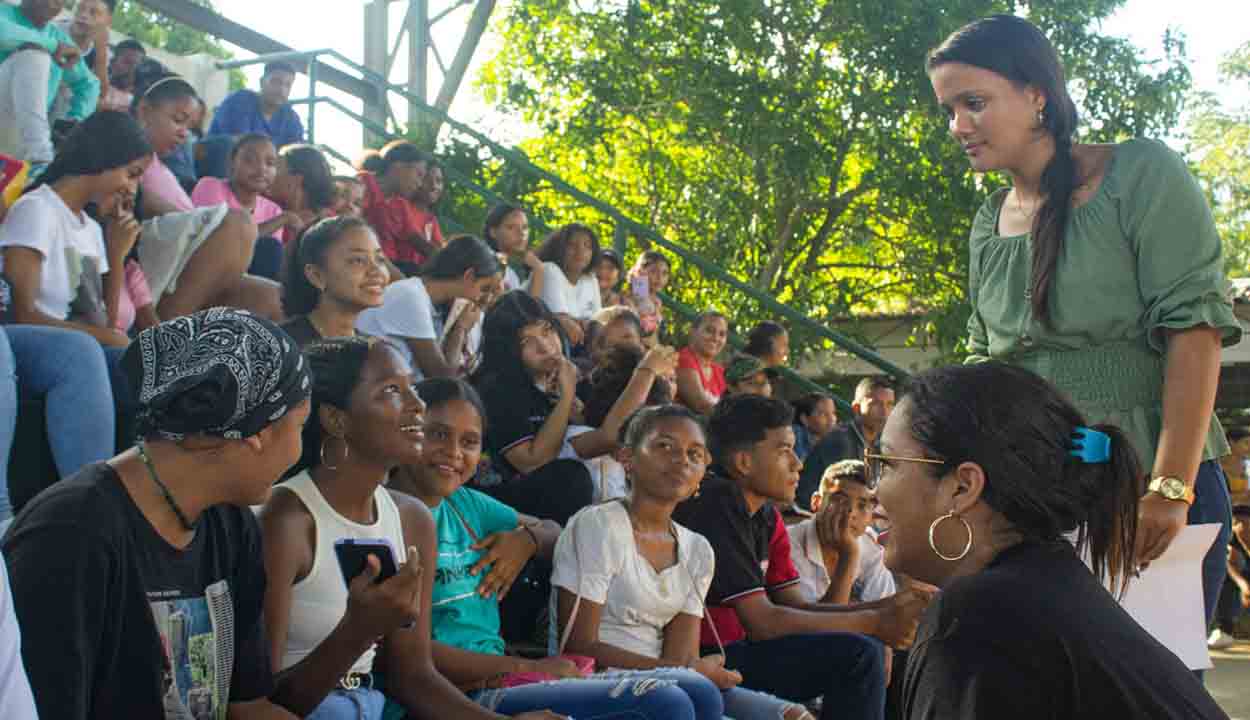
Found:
[472,0,1190,364]
[112,0,245,89]
[1188,42,1250,278]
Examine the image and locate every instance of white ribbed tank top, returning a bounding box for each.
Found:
[277,470,407,674]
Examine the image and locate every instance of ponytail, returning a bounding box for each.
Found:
[1029,130,1078,328]
[1074,423,1142,598]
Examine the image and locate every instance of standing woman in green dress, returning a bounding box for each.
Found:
[927,14,1242,631]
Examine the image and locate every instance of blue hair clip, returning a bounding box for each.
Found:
[1070,427,1111,464]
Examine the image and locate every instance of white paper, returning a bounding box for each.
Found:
[1116,523,1220,670]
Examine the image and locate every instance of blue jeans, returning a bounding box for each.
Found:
[472,669,721,720]
[306,687,386,720]
[0,326,115,522]
[723,633,885,720]
[1191,459,1232,627]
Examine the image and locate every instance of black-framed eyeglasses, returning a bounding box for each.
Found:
[862,446,946,484]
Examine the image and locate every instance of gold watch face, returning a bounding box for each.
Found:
[1158,477,1186,500]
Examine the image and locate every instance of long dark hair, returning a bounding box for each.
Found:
[297,336,377,473]
[927,15,1079,328]
[472,290,564,387]
[482,203,525,252]
[282,216,374,316]
[536,223,600,278]
[902,362,1140,594]
[421,234,501,281]
[130,65,197,115]
[743,321,786,359]
[280,144,336,211]
[29,110,152,191]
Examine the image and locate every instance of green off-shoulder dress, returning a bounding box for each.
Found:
[965,138,1242,468]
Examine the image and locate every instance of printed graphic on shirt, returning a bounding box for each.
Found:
[433,543,485,608]
[149,580,235,720]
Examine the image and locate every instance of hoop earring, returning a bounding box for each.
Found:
[320,437,349,471]
[1036,108,1046,127]
[929,511,973,562]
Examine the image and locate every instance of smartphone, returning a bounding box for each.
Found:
[334,538,400,587]
[630,273,650,300]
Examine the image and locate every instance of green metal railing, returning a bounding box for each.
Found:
[216,49,908,394]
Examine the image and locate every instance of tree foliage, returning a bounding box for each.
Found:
[112,0,244,89]
[462,0,1190,364]
[1188,42,1250,278]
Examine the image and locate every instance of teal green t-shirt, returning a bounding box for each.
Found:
[430,487,518,656]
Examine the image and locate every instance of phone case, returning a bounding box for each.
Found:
[334,538,400,587]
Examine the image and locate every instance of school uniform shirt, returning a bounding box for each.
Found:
[786,521,896,604]
[357,172,444,266]
[208,89,305,148]
[0,185,107,319]
[430,487,518,655]
[531,261,601,321]
[551,501,714,660]
[355,276,440,375]
[478,374,555,483]
[3,463,273,719]
[672,472,800,648]
[902,541,1227,720]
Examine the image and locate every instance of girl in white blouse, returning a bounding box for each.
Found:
[553,405,813,720]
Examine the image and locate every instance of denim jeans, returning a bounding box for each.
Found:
[306,687,386,720]
[472,669,719,720]
[0,326,115,522]
[1191,459,1233,628]
[723,632,885,720]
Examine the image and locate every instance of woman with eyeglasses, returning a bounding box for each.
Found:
[870,362,1225,719]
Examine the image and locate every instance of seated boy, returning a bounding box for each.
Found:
[672,395,932,719]
[722,353,775,399]
[788,460,895,605]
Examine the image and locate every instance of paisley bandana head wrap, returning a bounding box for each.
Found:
[122,307,312,440]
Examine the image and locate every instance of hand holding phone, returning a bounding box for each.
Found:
[336,539,423,638]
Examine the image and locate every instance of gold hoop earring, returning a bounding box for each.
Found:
[320,437,349,471]
[929,511,973,562]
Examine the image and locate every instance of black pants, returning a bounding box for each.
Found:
[722,632,886,720]
[248,236,284,281]
[481,459,594,526]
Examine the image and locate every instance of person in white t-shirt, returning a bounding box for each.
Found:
[0,110,149,354]
[787,460,896,606]
[355,234,502,379]
[0,555,37,719]
[554,405,813,720]
[530,223,602,346]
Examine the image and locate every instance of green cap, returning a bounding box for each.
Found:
[724,353,777,383]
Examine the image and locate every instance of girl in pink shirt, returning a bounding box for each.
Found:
[191,134,301,279]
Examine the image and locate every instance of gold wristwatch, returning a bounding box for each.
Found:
[1147,475,1195,505]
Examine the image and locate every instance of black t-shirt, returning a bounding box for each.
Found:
[477,372,556,482]
[3,463,273,719]
[281,315,322,349]
[902,541,1227,720]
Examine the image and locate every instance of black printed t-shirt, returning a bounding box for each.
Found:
[477,373,556,483]
[2,463,273,720]
[672,472,800,647]
[902,541,1228,720]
